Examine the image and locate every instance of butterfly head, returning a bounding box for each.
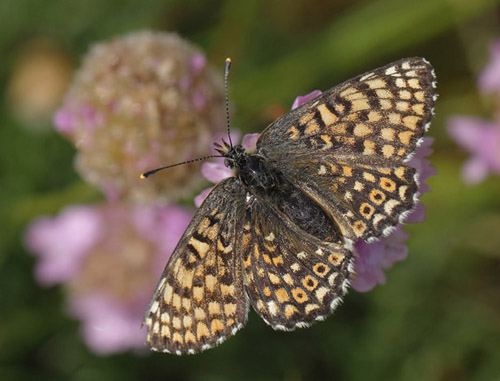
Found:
[214,139,247,170]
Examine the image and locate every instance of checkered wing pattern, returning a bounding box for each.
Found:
[257,57,436,241]
[238,201,352,330]
[144,178,248,355]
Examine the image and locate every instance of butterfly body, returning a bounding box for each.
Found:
[144,57,436,355]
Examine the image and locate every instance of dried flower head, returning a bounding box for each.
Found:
[54,31,225,202]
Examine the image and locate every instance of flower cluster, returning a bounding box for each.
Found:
[447,40,500,184]
[54,31,225,202]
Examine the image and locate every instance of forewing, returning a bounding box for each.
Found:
[257,57,435,241]
[144,178,248,355]
[238,199,353,330]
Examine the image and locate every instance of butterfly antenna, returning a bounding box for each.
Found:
[140,155,222,179]
[224,57,233,148]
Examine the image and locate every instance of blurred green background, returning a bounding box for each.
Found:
[1,0,500,380]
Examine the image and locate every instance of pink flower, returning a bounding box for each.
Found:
[195,91,434,293]
[24,202,193,355]
[53,31,226,203]
[447,117,500,184]
[478,40,500,94]
[448,40,500,184]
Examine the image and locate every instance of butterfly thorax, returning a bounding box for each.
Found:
[219,143,342,243]
[223,144,280,190]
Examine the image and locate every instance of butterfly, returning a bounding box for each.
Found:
[143,57,436,355]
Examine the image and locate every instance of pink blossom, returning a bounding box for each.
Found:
[25,202,193,354]
[478,40,500,94]
[447,117,500,184]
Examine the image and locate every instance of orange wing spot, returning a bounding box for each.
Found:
[320,134,333,149]
[329,122,347,135]
[395,78,407,88]
[292,287,309,303]
[302,275,319,291]
[205,273,219,292]
[399,185,409,201]
[403,115,420,130]
[388,112,401,125]
[272,255,284,266]
[353,123,373,137]
[363,140,376,155]
[381,128,395,141]
[367,110,382,122]
[399,90,412,99]
[408,78,421,89]
[412,103,424,115]
[317,103,339,125]
[363,172,376,182]
[161,324,171,338]
[183,316,193,328]
[382,144,395,158]
[328,252,344,266]
[194,307,206,321]
[220,284,235,297]
[334,104,345,114]
[210,319,225,335]
[398,131,414,145]
[366,78,386,89]
[196,322,210,340]
[351,98,370,112]
[394,166,406,179]
[188,237,209,259]
[283,273,295,286]
[305,120,320,135]
[353,221,367,236]
[380,99,392,110]
[182,297,191,312]
[414,91,425,101]
[268,273,281,285]
[313,262,331,276]
[284,304,299,318]
[263,287,272,297]
[370,189,386,205]
[184,330,196,343]
[300,111,315,125]
[360,202,375,219]
[208,302,221,315]
[396,101,410,112]
[286,126,300,140]
[193,286,204,302]
[342,166,353,177]
[276,288,290,303]
[262,253,272,264]
[375,89,393,98]
[354,181,365,192]
[224,303,237,317]
[380,177,397,192]
[172,293,181,310]
[173,332,183,344]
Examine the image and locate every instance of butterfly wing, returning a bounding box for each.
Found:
[144,178,249,355]
[238,194,353,330]
[257,57,435,241]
